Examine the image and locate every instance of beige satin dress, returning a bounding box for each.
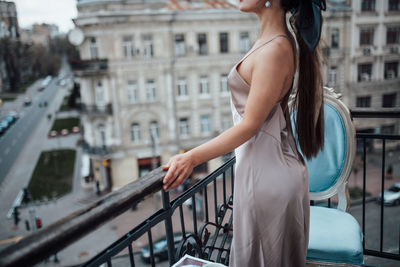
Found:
[228,35,310,267]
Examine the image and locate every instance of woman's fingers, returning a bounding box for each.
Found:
[165,171,188,191]
[163,163,177,186]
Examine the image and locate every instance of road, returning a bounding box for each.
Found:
[0,78,59,183]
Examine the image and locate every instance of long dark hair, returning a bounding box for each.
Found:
[281,0,325,160]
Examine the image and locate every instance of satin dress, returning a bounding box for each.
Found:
[227,35,310,267]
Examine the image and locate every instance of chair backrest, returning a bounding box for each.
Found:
[290,87,356,211]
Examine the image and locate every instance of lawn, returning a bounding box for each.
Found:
[50,117,80,132]
[28,149,76,201]
[1,96,17,102]
[59,95,71,111]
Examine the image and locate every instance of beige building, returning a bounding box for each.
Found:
[320,0,352,104]
[72,0,258,190]
[347,0,400,134]
[20,23,59,46]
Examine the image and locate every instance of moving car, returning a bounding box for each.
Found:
[376,182,400,206]
[24,97,32,106]
[38,75,52,91]
[140,234,186,263]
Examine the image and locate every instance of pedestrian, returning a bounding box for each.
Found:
[386,165,393,180]
[161,0,326,266]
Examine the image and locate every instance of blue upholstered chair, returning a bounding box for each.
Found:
[291,87,364,266]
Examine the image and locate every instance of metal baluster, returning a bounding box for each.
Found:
[223,172,227,205]
[162,190,175,265]
[147,230,155,267]
[362,137,366,250]
[192,195,198,236]
[214,180,218,225]
[128,244,135,267]
[231,165,235,196]
[179,205,186,237]
[107,259,112,267]
[328,198,331,208]
[204,187,209,222]
[380,139,386,252]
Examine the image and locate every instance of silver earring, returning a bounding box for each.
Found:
[265,1,271,8]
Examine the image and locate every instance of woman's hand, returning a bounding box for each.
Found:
[162,151,196,192]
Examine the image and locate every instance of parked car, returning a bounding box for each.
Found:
[4,115,15,125]
[0,120,9,131]
[8,111,19,119]
[376,183,400,206]
[140,234,186,263]
[24,97,32,106]
[48,130,58,138]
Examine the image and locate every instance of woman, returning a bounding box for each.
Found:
[162,0,326,265]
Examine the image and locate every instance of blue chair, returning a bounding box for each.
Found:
[291,87,364,266]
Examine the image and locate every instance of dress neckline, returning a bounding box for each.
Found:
[233,34,291,89]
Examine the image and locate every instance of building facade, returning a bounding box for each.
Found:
[0,0,18,39]
[348,0,400,134]
[72,0,258,190]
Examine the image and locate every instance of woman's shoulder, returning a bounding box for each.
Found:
[254,37,294,72]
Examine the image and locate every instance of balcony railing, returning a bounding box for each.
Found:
[0,108,399,267]
[69,58,108,76]
[82,141,113,156]
[79,103,113,116]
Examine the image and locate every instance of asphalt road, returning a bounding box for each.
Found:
[0,78,60,184]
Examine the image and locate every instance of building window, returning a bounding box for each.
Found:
[219,32,229,53]
[143,34,153,58]
[356,96,371,107]
[199,76,209,96]
[131,123,141,144]
[97,124,106,147]
[200,115,211,135]
[240,32,250,53]
[381,124,395,134]
[179,118,190,137]
[389,0,400,11]
[90,37,99,59]
[95,81,104,106]
[360,28,374,46]
[382,93,397,108]
[331,28,339,49]
[198,33,207,55]
[384,62,398,79]
[329,66,337,86]
[387,27,400,44]
[175,34,185,57]
[146,79,156,101]
[127,80,137,104]
[220,74,229,94]
[361,0,375,11]
[358,63,372,82]
[122,36,134,59]
[177,78,188,98]
[149,121,160,141]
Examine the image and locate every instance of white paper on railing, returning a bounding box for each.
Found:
[172,254,227,267]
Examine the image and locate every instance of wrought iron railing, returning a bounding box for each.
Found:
[0,108,399,267]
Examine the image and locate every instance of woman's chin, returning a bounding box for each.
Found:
[238,4,252,12]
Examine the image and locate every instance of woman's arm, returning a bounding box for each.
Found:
[162,38,293,191]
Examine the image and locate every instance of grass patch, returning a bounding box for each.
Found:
[50,117,80,132]
[1,96,17,102]
[59,95,71,111]
[28,149,76,201]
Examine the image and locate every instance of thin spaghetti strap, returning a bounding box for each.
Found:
[237,34,290,65]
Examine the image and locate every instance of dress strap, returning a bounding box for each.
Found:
[237,34,290,66]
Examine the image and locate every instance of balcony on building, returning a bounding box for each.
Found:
[79,103,113,116]
[69,58,108,76]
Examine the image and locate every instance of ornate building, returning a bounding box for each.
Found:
[71,0,258,190]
